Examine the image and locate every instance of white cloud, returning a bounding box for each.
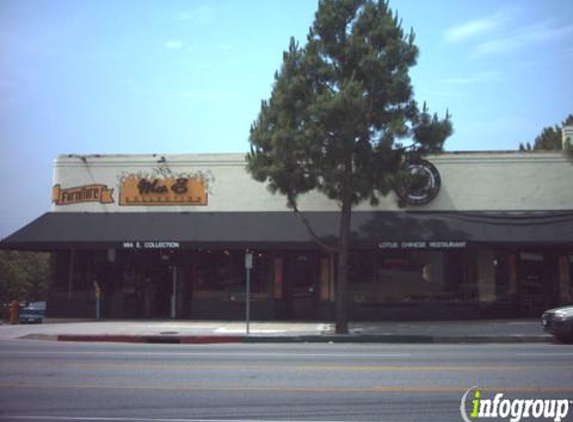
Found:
[164,40,183,50]
[473,22,573,57]
[445,14,506,43]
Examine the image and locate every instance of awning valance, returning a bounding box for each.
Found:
[1,211,572,251]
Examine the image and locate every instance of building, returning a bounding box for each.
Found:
[1,151,572,320]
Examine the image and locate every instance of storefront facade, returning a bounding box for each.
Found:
[2,151,572,320]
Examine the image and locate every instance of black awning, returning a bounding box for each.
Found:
[1,211,573,251]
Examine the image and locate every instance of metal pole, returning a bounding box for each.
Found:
[246,267,251,335]
[245,253,253,335]
[171,267,177,319]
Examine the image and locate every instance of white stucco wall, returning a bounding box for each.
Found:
[52,151,573,213]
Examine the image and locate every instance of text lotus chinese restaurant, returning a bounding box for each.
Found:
[1,151,572,320]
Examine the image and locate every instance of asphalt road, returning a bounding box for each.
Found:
[0,340,572,422]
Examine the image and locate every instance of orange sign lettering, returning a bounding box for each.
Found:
[119,176,208,206]
[52,184,115,205]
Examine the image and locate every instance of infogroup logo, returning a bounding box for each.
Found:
[460,387,571,422]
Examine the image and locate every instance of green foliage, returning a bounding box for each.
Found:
[520,114,573,152]
[247,0,452,212]
[565,115,573,158]
[535,126,562,150]
[246,0,452,333]
[0,251,51,304]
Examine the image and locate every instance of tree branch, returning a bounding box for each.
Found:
[290,200,340,253]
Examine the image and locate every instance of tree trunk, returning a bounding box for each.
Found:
[335,197,352,334]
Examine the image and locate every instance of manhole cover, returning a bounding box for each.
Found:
[159,331,179,335]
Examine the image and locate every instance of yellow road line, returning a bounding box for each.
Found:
[1,383,573,395]
[2,362,528,372]
[298,365,525,372]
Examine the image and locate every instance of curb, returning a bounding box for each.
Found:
[243,334,554,344]
[56,334,243,344]
[58,334,145,343]
[431,335,554,344]
[37,333,555,344]
[19,334,59,341]
[244,334,435,343]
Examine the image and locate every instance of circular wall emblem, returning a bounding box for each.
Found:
[394,159,441,206]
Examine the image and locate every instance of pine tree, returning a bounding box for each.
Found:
[534,126,562,150]
[247,0,452,334]
[522,114,573,151]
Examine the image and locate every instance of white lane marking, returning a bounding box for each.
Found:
[517,353,573,357]
[0,417,443,422]
[0,350,411,358]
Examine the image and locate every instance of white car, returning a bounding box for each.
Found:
[541,305,573,344]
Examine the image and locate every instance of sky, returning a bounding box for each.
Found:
[1,0,572,239]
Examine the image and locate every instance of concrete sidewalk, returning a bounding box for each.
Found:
[0,318,554,344]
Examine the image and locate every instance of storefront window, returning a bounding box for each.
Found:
[52,250,107,300]
[349,251,448,303]
[494,252,517,302]
[381,251,446,302]
[348,249,523,304]
[192,250,273,301]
